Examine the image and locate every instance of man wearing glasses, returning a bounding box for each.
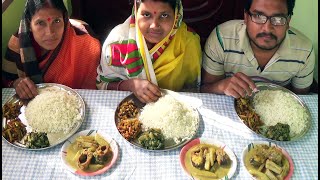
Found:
[200,0,315,98]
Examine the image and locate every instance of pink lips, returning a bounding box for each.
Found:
[259,36,275,43]
[148,32,162,40]
[44,38,58,45]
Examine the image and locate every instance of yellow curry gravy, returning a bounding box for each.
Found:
[244,144,289,180]
[65,134,113,172]
[184,143,232,180]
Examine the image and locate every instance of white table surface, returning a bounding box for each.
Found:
[2,88,318,180]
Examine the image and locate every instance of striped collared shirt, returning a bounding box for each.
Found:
[203,20,315,89]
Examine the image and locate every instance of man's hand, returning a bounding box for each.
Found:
[221,72,257,98]
[201,69,257,98]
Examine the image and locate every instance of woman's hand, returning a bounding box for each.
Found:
[130,79,162,103]
[13,77,38,99]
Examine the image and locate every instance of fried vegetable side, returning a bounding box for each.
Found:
[2,118,27,143]
[117,100,139,121]
[235,97,263,133]
[117,118,142,141]
[2,101,23,119]
[2,101,27,143]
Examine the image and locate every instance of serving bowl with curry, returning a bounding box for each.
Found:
[242,141,294,180]
[60,130,119,176]
[180,138,237,180]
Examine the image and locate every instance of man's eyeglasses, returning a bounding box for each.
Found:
[246,11,288,26]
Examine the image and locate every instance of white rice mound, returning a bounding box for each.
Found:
[25,87,82,133]
[139,94,199,143]
[253,90,309,137]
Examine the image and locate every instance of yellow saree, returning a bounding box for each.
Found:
[97,0,201,91]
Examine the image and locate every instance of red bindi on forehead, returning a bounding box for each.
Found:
[47,17,51,22]
[153,11,157,14]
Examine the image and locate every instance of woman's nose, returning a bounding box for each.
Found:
[150,19,160,28]
[45,25,55,34]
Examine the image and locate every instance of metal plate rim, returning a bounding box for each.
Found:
[2,83,86,150]
[114,90,200,152]
[234,82,311,142]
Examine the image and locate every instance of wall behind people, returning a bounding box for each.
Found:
[2,0,24,61]
[290,0,318,82]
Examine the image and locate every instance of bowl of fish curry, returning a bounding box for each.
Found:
[242,141,293,180]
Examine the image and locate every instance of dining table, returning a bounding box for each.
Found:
[2,88,318,180]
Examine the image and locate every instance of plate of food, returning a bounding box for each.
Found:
[179,138,237,180]
[114,89,200,151]
[242,141,293,180]
[61,129,119,176]
[2,83,85,150]
[234,82,311,142]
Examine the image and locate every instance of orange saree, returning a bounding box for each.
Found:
[2,20,101,89]
[38,22,101,89]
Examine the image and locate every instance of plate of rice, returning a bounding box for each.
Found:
[234,82,311,142]
[114,89,200,151]
[2,83,85,150]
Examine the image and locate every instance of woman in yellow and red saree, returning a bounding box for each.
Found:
[2,0,101,99]
[96,0,202,103]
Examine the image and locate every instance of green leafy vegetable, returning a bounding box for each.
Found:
[260,123,290,141]
[24,132,50,149]
[138,128,165,150]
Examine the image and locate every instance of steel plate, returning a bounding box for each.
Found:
[114,89,200,151]
[234,82,311,142]
[2,83,86,150]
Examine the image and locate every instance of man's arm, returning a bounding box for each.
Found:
[291,36,315,94]
[200,68,225,94]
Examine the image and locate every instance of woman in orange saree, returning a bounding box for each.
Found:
[2,0,101,99]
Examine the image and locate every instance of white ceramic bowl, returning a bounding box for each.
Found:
[180,138,237,180]
[60,129,119,176]
[241,141,294,180]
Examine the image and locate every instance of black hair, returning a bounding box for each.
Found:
[135,0,176,11]
[25,0,68,22]
[244,0,296,16]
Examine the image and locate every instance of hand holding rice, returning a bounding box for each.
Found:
[25,87,82,134]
